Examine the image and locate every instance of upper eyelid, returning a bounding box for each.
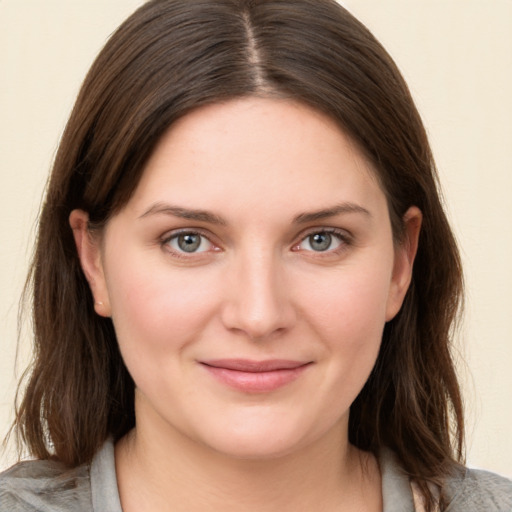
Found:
[161,227,215,242]
[297,226,352,241]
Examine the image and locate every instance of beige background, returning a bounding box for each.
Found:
[1,1,511,476]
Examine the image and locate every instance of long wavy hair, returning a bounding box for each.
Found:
[13,1,464,510]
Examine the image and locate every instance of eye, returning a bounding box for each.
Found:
[296,230,346,252]
[165,231,214,254]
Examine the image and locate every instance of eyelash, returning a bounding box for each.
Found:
[160,227,352,258]
[160,229,218,259]
[292,228,352,255]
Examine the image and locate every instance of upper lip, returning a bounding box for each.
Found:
[200,359,311,372]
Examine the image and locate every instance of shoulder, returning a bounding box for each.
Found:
[444,466,512,511]
[0,458,92,512]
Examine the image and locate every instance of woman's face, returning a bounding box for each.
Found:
[74,97,419,459]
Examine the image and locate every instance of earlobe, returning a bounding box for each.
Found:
[69,209,111,317]
[385,206,422,321]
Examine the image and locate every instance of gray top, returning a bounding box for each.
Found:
[1,440,511,511]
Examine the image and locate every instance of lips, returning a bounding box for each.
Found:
[200,359,312,393]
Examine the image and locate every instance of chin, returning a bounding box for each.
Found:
[189,408,341,461]
[205,430,308,461]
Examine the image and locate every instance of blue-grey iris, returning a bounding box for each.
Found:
[178,233,201,252]
[309,233,331,251]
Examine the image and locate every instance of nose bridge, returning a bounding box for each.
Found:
[222,244,294,339]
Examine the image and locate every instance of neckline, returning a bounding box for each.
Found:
[90,438,123,511]
[90,440,415,512]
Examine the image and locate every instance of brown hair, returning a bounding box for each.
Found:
[14,1,464,510]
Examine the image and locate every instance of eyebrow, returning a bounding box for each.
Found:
[293,203,371,224]
[139,202,228,225]
[139,201,371,225]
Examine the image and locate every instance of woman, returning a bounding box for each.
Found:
[1,1,511,511]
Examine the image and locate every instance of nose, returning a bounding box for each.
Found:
[220,249,297,341]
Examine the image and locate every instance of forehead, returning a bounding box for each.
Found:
[127,97,386,220]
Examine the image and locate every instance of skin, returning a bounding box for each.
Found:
[70,97,421,512]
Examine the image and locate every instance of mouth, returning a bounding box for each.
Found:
[199,359,312,393]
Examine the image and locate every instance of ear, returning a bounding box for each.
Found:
[69,209,111,317]
[385,206,422,321]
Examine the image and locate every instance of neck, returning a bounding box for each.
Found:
[115,408,381,512]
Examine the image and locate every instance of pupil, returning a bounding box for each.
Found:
[178,234,201,252]
[311,233,331,251]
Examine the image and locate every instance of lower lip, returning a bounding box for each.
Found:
[201,364,310,393]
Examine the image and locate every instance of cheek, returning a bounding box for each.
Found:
[302,268,389,404]
[298,261,393,339]
[104,252,219,361]
[295,260,393,390]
